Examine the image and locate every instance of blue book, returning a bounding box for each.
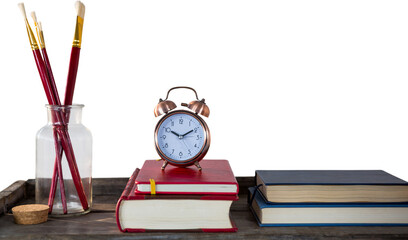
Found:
[255,170,408,203]
[248,187,408,227]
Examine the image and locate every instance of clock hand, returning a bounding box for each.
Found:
[181,130,194,137]
[181,139,190,151]
[171,131,180,137]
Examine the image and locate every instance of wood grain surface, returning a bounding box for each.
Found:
[1,177,408,239]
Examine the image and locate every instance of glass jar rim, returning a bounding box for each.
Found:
[45,104,85,110]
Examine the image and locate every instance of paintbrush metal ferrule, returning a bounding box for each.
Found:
[72,16,84,48]
[34,22,45,49]
[33,25,45,49]
[24,19,39,50]
[31,12,45,49]
[34,28,45,49]
[39,30,46,49]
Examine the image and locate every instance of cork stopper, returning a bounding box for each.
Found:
[12,204,49,225]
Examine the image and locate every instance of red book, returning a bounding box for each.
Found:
[134,159,239,195]
[116,168,238,232]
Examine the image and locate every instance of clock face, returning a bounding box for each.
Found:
[155,111,209,165]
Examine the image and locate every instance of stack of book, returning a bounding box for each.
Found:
[249,170,408,226]
[116,160,239,232]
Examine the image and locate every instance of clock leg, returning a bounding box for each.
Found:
[161,161,168,170]
[194,161,202,171]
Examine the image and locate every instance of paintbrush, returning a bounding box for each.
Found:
[31,12,59,102]
[31,11,68,214]
[64,1,85,105]
[18,3,53,104]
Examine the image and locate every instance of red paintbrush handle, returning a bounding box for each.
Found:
[42,46,62,212]
[48,147,58,213]
[42,48,61,105]
[56,127,89,210]
[48,129,67,214]
[55,132,67,214]
[51,111,88,211]
[34,49,64,212]
[33,49,55,105]
[65,47,81,105]
[42,47,68,213]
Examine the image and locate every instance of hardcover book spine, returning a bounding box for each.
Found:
[116,168,140,232]
[123,169,140,199]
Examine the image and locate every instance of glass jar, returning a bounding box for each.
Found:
[36,104,92,216]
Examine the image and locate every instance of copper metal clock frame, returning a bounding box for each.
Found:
[154,110,211,170]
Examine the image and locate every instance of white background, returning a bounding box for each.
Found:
[1,0,408,191]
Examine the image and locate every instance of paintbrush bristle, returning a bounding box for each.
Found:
[17,3,27,19]
[31,11,38,23]
[38,22,43,32]
[75,1,85,19]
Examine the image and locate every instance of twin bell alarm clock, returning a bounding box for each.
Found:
[154,86,210,170]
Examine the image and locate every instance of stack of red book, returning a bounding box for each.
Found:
[116,160,239,232]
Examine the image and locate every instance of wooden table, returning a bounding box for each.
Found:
[1,177,408,239]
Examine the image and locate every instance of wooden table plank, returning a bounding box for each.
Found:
[1,177,408,239]
[0,181,25,215]
[2,210,408,240]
